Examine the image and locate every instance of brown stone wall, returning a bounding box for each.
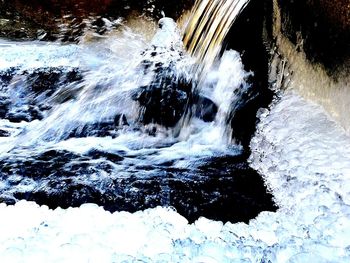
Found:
[2,0,194,21]
[277,0,350,75]
[0,0,194,40]
[317,0,350,31]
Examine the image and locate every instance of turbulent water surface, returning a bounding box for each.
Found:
[0,18,275,224]
[0,11,350,263]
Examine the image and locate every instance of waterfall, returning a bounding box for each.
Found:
[183,0,250,72]
[0,15,250,153]
[0,9,268,223]
[178,0,251,144]
[1,2,350,262]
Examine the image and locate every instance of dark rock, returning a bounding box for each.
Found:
[86,149,123,163]
[0,149,276,223]
[67,114,128,139]
[13,182,106,209]
[0,96,11,119]
[277,0,350,75]
[132,63,192,127]
[0,130,10,137]
[114,114,128,126]
[225,0,274,149]
[36,149,81,163]
[0,195,16,205]
[27,67,83,96]
[68,121,117,138]
[194,96,218,122]
[6,111,38,123]
[27,68,64,96]
[1,67,83,123]
[0,150,81,179]
[0,67,18,87]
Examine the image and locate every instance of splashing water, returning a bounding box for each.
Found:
[0,18,247,152]
[179,0,252,144]
[1,3,350,262]
[0,17,271,223]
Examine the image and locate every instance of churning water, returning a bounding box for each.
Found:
[0,17,275,222]
[1,1,350,262]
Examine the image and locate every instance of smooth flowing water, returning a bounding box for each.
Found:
[183,0,250,73]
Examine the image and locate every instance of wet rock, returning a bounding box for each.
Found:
[225,0,274,149]
[28,68,64,96]
[131,17,193,127]
[1,67,83,123]
[114,114,128,126]
[67,115,128,139]
[194,96,218,122]
[6,109,41,123]
[0,96,11,119]
[167,155,278,223]
[86,149,123,163]
[0,149,276,223]
[69,122,118,138]
[133,60,192,127]
[0,68,18,87]
[0,195,16,205]
[277,0,350,75]
[26,67,83,96]
[0,130,10,137]
[14,183,107,210]
[0,150,82,179]
[133,16,219,127]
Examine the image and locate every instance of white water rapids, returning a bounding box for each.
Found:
[0,18,246,160]
[0,17,350,262]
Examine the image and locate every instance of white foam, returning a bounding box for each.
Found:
[0,40,81,70]
[0,19,244,163]
[0,91,350,261]
[151,17,183,50]
[1,16,350,261]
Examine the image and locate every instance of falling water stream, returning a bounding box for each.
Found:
[0,5,275,223]
[183,0,250,71]
[0,0,350,262]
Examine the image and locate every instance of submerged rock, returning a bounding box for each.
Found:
[67,115,128,139]
[0,129,10,137]
[0,67,83,122]
[0,149,276,223]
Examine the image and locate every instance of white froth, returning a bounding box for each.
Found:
[0,92,349,261]
[0,41,81,70]
[151,17,183,50]
[1,16,350,262]
[0,19,243,162]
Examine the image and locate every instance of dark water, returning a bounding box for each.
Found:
[0,13,276,223]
